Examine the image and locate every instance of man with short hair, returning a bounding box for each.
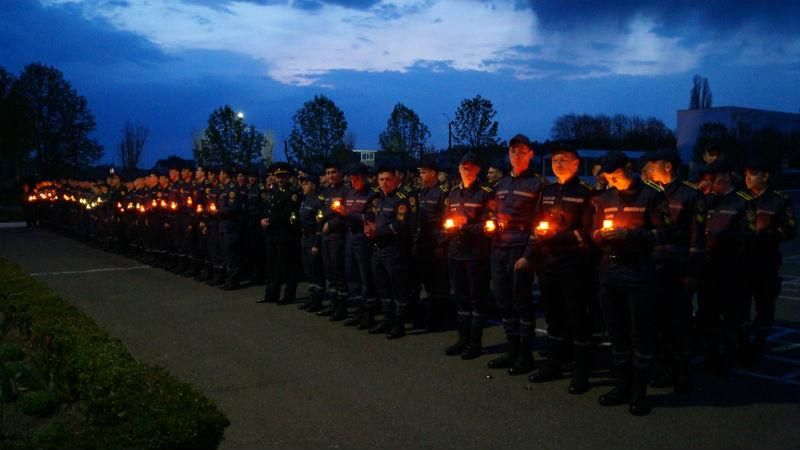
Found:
[365,166,414,339]
[217,167,243,290]
[486,134,544,375]
[592,150,671,416]
[443,153,495,359]
[318,162,350,316]
[744,158,796,359]
[297,171,327,312]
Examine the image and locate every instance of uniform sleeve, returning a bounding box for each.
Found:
[688,190,707,275]
[776,193,797,242]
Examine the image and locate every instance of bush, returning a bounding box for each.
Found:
[0,259,230,449]
[0,343,25,361]
[17,390,56,416]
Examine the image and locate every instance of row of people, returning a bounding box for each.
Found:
[22,135,795,416]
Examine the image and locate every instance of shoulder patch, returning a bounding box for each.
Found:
[396,192,406,199]
[291,193,299,202]
[439,184,449,192]
[371,186,381,193]
[229,191,236,199]
[737,191,754,201]
[682,180,699,190]
[644,180,664,192]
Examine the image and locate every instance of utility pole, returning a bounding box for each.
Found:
[442,112,452,151]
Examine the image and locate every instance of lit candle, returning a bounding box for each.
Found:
[484,219,496,233]
[444,218,455,230]
[316,209,324,221]
[209,203,217,213]
[117,202,122,209]
[332,200,342,210]
[187,196,193,206]
[537,221,550,231]
[603,219,613,230]
[196,204,204,214]
[170,201,178,210]
[151,199,157,207]
[127,202,134,210]
[160,200,167,208]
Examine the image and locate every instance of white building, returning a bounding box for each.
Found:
[676,106,800,162]
[352,149,377,167]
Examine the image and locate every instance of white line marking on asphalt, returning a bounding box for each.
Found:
[0,222,26,229]
[30,266,152,277]
[732,369,800,386]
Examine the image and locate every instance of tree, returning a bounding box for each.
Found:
[0,66,24,182]
[690,74,713,110]
[261,129,276,166]
[118,121,148,171]
[551,113,674,150]
[287,95,349,168]
[194,105,266,170]
[10,62,103,178]
[452,95,500,149]
[378,103,430,159]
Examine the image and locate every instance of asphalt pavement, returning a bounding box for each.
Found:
[1,227,799,450]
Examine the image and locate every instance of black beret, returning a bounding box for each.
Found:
[600,151,630,173]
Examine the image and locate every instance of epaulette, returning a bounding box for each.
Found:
[736,190,754,201]
[403,184,413,192]
[579,180,594,191]
[643,179,664,192]
[371,186,381,193]
[682,180,699,190]
[317,194,326,201]
[438,184,449,193]
[259,183,265,190]
[535,173,548,184]
[776,189,789,200]
[481,185,493,193]
[395,192,406,199]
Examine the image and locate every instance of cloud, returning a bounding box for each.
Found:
[36,0,800,86]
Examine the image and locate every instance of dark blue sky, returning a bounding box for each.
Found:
[2,0,799,167]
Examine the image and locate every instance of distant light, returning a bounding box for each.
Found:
[237,111,245,119]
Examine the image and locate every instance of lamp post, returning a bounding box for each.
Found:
[441,112,452,151]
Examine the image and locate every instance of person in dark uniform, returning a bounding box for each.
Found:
[296,171,327,312]
[107,168,129,253]
[413,157,451,331]
[698,159,756,373]
[258,162,302,304]
[341,164,380,325]
[645,148,706,393]
[21,183,38,227]
[524,146,595,394]
[185,165,209,278]
[486,134,545,375]
[318,162,350,317]
[204,168,225,286]
[592,150,671,416]
[235,169,251,279]
[486,161,504,189]
[216,167,243,290]
[443,153,495,359]
[743,158,796,359]
[364,165,414,339]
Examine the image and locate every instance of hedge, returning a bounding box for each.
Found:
[0,259,229,449]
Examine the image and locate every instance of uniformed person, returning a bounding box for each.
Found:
[318,162,350,317]
[204,168,225,285]
[443,153,495,358]
[698,159,755,373]
[296,171,327,312]
[258,162,302,304]
[245,169,267,285]
[341,164,380,325]
[486,134,545,375]
[413,157,451,331]
[525,146,595,394]
[592,150,671,416]
[645,148,706,393]
[364,165,414,339]
[743,158,796,359]
[216,167,243,290]
[107,168,128,253]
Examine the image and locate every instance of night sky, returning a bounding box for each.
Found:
[2,0,799,167]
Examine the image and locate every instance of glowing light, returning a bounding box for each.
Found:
[603,219,614,230]
[170,201,178,210]
[187,196,193,206]
[537,221,549,231]
[444,218,455,229]
[484,219,497,233]
[196,204,204,214]
[209,203,217,213]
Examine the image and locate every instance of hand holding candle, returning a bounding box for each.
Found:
[484,219,497,234]
[602,219,613,230]
[535,220,552,238]
[443,218,456,232]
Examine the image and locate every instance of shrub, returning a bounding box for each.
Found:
[17,390,56,416]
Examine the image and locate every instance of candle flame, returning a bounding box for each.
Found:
[444,218,455,229]
[484,219,496,233]
[603,219,613,230]
[537,221,549,230]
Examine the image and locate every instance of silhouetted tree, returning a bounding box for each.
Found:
[379,103,430,159]
[287,95,349,167]
[194,105,266,170]
[452,95,500,149]
[118,121,148,171]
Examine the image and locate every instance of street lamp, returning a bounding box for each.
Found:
[441,112,452,151]
[236,111,245,119]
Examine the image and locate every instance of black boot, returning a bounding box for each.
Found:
[344,306,364,327]
[208,269,226,286]
[508,336,534,375]
[629,368,652,416]
[461,321,483,360]
[445,316,471,356]
[488,335,520,369]
[599,365,632,407]
[568,345,591,395]
[330,299,349,322]
[528,338,565,383]
[278,284,297,305]
[305,292,324,313]
[357,307,377,330]
[369,314,393,334]
[673,356,692,395]
[387,318,406,340]
[317,297,337,317]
